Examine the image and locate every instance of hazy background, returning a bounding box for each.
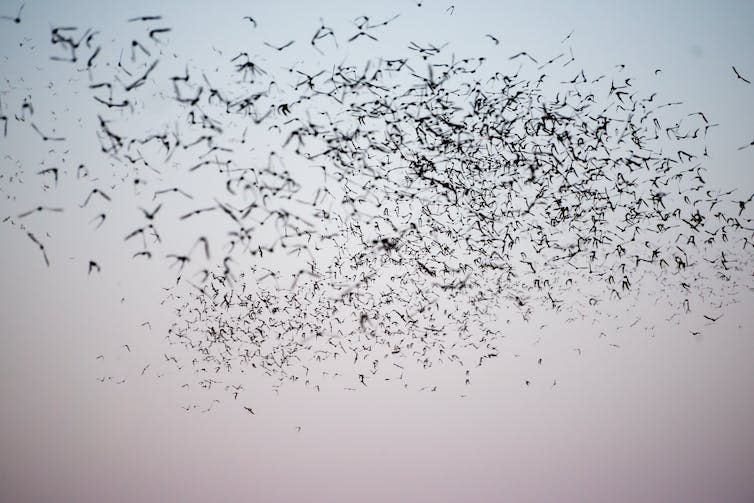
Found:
[1,1,753,501]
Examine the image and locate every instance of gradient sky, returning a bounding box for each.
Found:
[1,1,753,502]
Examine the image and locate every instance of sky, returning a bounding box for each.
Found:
[1,1,754,502]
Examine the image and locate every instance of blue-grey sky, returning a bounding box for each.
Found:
[1,1,753,502]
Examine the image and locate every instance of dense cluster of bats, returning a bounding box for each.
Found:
[1,5,752,395]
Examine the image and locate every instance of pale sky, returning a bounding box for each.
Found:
[1,1,753,502]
